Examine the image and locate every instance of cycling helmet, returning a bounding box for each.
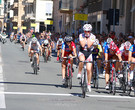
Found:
[44,39,49,45]
[93,39,99,45]
[124,41,131,50]
[83,24,92,31]
[109,41,117,50]
[59,38,63,42]
[32,37,37,43]
[64,35,73,42]
[107,38,113,44]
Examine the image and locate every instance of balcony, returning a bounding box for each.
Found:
[59,0,73,14]
[25,13,35,20]
[11,2,18,10]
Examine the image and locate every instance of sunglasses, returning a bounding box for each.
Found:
[66,41,71,43]
[84,31,90,33]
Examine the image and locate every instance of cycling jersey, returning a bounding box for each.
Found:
[92,44,103,59]
[104,43,120,59]
[29,41,40,51]
[79,33,96,60]
[57,40,64,50]
[62,41,76,56]
[129,45,135,57]
[20,35,26,42]
[119,46,128,60]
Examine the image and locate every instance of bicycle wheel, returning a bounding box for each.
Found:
[44,51,47,63]
[112,80,116,95]
[64,67,68,87]
[33,56,37,75]
[95,65,99,89]
[109,78,112,93]
[68,65,72,89]
[82,71,87,98]
[93,68,96,88]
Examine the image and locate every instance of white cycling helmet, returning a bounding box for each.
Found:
[44,39,49,45]
[59,38,63,42]
[83,24,92,31]
[124,41,131,50]
[93,39,99,45]
[32,37,37,43]
[107,38,113,44]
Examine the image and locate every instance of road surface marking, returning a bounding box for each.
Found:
[0,46,6,108]
[2,91,135,99]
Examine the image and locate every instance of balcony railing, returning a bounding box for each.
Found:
[59,0,73,14]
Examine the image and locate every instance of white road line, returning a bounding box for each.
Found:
[0,46,6,108]
[2,92,135,99]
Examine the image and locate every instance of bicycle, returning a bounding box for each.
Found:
[93,57,101,89]
[79,60,93,98]
[31,51,39,75]
[127,62,135,96]
[63,56,76,89]
[120,61,130,94]
[105,60,121,95]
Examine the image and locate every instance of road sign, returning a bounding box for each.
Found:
[74,13,88,21]
[45,20,53,25]
[13,26,17,29]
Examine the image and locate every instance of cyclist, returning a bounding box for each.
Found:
[92,39,103,74]
[10,32,14,42]
[28,37,42,71]
[77,24,96,92]
[104,38,122,90]
[120,41,131,61]
[56,38,64,61]
[128,40,135,84]
[41,39,50,59]
[20,34,27,49]
[61,35,77,84]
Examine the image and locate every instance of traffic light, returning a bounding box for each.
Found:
[108,9,119,25]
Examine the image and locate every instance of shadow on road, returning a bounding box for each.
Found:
[0,82,80,88]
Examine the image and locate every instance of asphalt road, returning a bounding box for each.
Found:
[0,39,135,110]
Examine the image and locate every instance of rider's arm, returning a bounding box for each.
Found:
[72,42,77,57]
[104,46,108,61]
[61,43,65,58]
[79,34,86,48]
[128,46,133,62]
[115,47,122,61]
[87,35,95,48]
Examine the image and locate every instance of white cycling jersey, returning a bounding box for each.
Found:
[29,41,40,51]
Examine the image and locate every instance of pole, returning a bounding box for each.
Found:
[113,9,115,32]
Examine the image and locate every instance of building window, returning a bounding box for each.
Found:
[49,13,51,16]
[46,13,48,16]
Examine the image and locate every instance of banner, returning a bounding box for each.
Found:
[74,13,88,21]
[31,23,37,27]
